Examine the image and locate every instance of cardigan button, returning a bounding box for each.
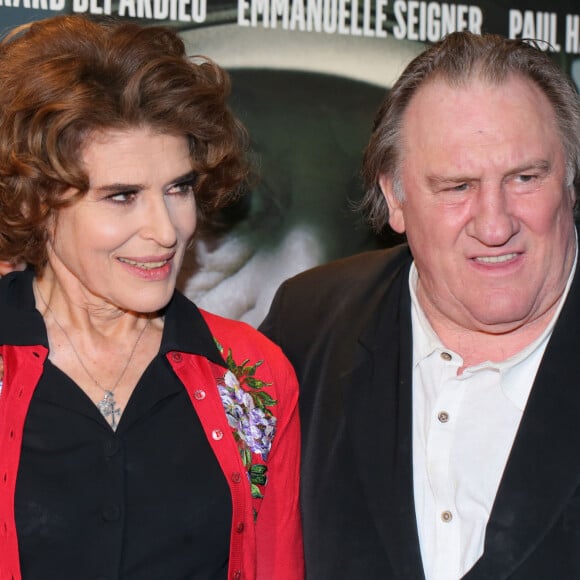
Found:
[231,472,242,483]
[233,571,242,580]
[193,389,206,401]
[170,352,183,362]
[104,439,120,458]
[102,503,121,522]
[212,429,224,441]
[236,522,245,533]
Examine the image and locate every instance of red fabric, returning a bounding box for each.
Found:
[0,310,303,580]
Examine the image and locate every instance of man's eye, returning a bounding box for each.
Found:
[451,183,469,192]
[517,174,536,183]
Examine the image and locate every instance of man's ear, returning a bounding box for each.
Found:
[378,174,406,233]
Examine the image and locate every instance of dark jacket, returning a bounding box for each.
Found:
[261,243,580,579]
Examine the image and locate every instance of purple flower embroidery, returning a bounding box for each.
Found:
[215,341,277,499]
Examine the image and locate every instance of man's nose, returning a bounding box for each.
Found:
[467,184,518,246]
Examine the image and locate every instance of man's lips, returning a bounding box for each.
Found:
[473,252,519,264]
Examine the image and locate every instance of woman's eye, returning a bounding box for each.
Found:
[168,180,196,196]
[107,191,137,204]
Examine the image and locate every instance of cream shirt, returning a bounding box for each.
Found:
[409,247,577,580]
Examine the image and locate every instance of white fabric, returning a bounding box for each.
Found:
[409,249,576,580]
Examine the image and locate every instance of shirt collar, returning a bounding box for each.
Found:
[161,291,226,367]
[0,269,47,346]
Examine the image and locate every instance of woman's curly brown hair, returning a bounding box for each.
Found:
[0,15,249,270]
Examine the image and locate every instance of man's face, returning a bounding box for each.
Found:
[381,74,576,335]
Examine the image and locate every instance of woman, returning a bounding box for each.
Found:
[0,15,303,580]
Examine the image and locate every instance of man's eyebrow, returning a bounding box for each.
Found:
[426,174,472,186]
[508,160,551,174]
[426,160,552,186]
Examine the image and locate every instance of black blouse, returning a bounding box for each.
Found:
[10,271,232,580]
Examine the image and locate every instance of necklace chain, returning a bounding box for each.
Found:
[35,281,151,430]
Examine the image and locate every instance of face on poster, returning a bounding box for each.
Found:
[1,1,579,325]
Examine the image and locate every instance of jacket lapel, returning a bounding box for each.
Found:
[345,265,425,579]
[466,262,580,579]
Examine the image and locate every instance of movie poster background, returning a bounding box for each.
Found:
[2,0,579,325]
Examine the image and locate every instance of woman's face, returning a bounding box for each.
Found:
[46,127,197,314]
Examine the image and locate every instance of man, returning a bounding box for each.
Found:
[260,32,580,579]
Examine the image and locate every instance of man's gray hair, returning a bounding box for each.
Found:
[360,32,580,232]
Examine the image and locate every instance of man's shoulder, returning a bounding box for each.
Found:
[260,243,412,347]
[279,243,411,302]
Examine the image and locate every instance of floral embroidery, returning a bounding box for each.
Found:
[215,340,277,499]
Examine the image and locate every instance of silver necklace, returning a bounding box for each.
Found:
[35,282,151,431]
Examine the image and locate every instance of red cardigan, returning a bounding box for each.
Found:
[0,310,303,580]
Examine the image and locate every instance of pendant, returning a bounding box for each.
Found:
[98,390,121,431]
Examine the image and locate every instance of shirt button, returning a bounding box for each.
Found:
[212,429,224,441]
[438,411,450,423]
[103,439,120,457]
[441,510,453,523]
[170,352,183,362]
[102,504,121,522]
[193,389,206,400]
[440,351,452,361]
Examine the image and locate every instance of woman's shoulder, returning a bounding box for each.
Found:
[200,309,296,385]
[201,309,285,358]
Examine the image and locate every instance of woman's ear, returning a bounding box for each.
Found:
[378,174,406,234]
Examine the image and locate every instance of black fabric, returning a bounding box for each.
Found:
[260,233,580,580]
[261,245,422,579]
[5,271,231,580]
